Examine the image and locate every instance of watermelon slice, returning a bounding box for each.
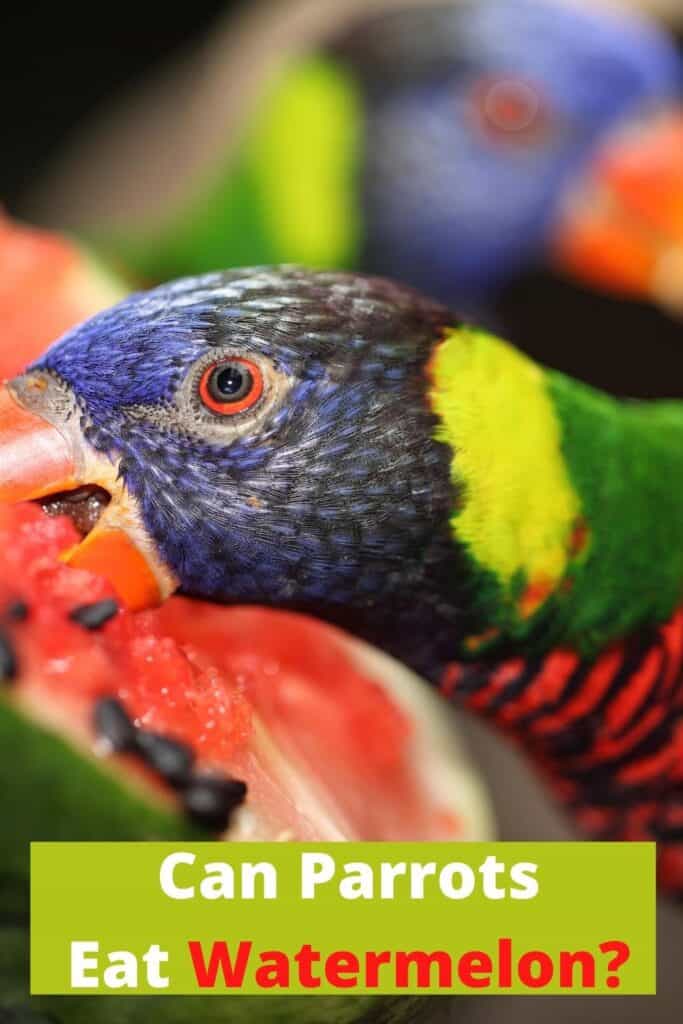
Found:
[0,217,493,1020]
[0,500,492,847]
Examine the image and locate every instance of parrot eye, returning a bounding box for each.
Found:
[199,358,264,415]
[468,76,551,146]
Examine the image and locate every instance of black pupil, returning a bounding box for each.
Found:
[209,363,252,404]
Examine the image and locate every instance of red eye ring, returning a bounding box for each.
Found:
[199,357,264,416]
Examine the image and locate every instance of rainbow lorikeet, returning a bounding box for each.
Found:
[37,0,683,323]
[0,267,681,891]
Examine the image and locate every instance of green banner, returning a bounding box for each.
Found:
[30,842,654,995]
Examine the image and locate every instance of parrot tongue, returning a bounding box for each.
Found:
[39,484,111,537]
[551,106,683,316]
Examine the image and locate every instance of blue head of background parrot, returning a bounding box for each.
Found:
[334,0,683,316]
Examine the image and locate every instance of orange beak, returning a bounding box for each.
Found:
[0,379,177,610]
[0,383,78,502]
[552,108,683,316]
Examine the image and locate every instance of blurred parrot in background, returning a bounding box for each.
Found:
[0,266,681,892]
[32,0,683,348]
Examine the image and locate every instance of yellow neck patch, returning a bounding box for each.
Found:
[429,327,582,613]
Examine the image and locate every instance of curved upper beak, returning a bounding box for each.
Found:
[0,379,177,610]
[551,107,683,316]
[0,383,78,502]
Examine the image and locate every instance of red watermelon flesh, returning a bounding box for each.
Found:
[0,501,492,842]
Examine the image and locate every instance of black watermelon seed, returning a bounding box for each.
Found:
[181,774,248,831]
[93,697,137,752]
[136,731,195,788]
[5,599,29,622]
[0,629,17,683]
[69,599,119,630]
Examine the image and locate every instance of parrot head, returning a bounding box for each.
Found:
[0,268,470,673]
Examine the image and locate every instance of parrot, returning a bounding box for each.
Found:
[0,266,682,892]
[34,0,683,334]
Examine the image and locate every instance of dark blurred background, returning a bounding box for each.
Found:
[0,2,242,211]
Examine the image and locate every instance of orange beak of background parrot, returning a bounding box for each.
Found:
[0,382,177,610]
[552,108,683,316]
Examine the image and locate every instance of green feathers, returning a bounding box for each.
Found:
[548,381,683,655]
